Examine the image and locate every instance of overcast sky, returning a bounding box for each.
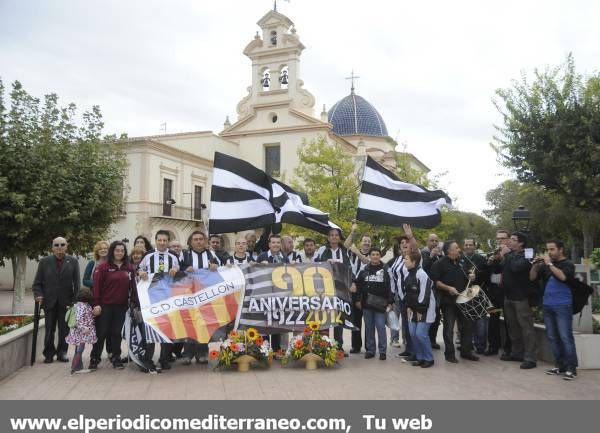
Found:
[1,0,599,216]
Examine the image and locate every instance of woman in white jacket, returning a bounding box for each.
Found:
[403,250,436,368]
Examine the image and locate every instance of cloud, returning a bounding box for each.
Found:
[1,0,599,215]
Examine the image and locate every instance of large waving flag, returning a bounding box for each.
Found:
[356,156,451,228]
[137,268,245,343]
[209,152,339,234]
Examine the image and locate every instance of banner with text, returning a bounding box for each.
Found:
[137,267,245,343]
[235,262,354,334]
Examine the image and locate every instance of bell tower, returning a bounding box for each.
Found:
[235,9,315,120]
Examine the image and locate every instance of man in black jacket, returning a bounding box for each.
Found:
[485,230,512,356]
[461,238,489,354]
[32,237,81,363]
[355,247,393,360]
[430,240,479,363]
[500,232,536,369]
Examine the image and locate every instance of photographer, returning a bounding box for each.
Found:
[530,239,577,380]
[500,232,536,369]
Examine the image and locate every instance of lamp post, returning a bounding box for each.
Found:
[511,205,531,233]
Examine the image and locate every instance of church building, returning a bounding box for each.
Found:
[112,7,429,248]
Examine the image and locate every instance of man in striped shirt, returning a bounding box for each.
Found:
[226,237,254,265]
[209,234,229,265]
[282,235,302,263]
[387,224,419,359]
[181,230,219,365]
[316,228,352,355]
[299,238,317,263]
[256,234,288,352]
[138,230,180,371]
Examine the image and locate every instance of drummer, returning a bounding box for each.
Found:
[430,240,480,363]
[460,238,489,355]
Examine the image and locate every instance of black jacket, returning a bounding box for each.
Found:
[430,256,468,305]
[460,253,489,287]
[356,263,393,310]
[501,251,532,301]
[32,255,80,309]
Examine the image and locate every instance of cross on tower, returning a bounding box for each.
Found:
[345,70,360,94]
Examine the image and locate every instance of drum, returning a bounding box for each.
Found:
[455,285,494,321]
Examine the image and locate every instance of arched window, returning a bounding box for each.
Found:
[261,68,271,91]
[279,65,289,89]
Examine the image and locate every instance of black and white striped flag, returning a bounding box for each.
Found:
[356,156,451,228]
[209,152,339,234]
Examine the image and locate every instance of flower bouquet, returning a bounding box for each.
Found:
[282,321,344,369]
[211,328,271,372]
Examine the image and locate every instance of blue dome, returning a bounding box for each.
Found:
[328,92,388,137]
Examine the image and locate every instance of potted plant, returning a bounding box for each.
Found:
[282,320,344,369]
[211,328,271,372]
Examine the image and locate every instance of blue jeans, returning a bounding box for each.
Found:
[473,317,488,352]
[543,304,578,371]
[363,308,387,354]
[408,321,433,362]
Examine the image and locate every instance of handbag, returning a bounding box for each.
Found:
[386,309,400,331]
[65,304,77,328]
[366,293,389,312]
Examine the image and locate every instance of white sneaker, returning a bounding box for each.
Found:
[74,369,92,374]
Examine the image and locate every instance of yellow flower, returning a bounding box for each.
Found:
[307,320,320,331]
[246,328,259,341]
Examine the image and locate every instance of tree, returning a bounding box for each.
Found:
[0,79,127,313]
[493,54,600,256]
[289,136,360,244]
[484,180,600,259]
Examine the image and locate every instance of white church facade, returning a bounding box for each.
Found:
[0,7,430,290]
[111,8,429,250]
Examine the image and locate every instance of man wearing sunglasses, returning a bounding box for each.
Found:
[32,237,81,363]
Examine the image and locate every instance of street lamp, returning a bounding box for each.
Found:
[512,205,531,233]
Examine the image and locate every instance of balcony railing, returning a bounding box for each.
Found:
[149,202,203,221]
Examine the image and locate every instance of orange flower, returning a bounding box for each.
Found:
[303,326,311,335]
[294,339,304,349]
[230,343,239,352]
[336,350,345,359]
[229,330,239,339]
[209,350,220,360]
[255,336,264,346]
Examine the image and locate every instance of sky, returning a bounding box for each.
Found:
[1,0,599,216]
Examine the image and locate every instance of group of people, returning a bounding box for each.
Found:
[32,223,580,380]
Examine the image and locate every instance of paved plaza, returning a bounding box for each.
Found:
[2,290,600,400]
